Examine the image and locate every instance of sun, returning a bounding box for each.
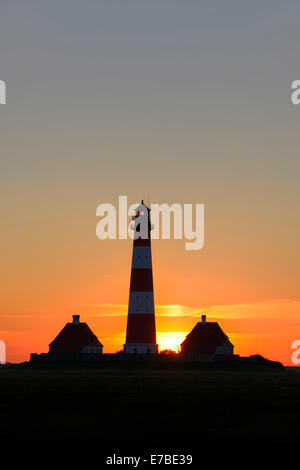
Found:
[157,331,188,353]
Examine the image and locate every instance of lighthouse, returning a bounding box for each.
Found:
[123,200,158,354]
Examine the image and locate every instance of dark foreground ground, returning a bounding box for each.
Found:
[1,361,300,461]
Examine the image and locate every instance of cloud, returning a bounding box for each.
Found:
[81,303,127,317]
[81,303,204,318]
[206,298,300,321]
[81,298,300,323]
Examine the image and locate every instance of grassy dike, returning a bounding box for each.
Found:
[1,362,300,454]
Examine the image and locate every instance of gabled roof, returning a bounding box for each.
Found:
[181,322,233,354]
[49,322,102,354]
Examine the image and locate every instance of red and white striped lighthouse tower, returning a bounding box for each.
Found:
[123,200,158,354]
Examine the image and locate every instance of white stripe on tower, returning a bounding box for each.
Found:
[128,292,155,314]
[123,200,158,354]
[131,246,152,269]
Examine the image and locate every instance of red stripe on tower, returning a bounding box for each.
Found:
[123,200,158,354]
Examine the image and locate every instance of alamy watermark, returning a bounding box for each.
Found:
[96,196,204,251]
[291,340,300,365]
[291,80,300,105]
[0,80,6,104]
[0,340,6,364]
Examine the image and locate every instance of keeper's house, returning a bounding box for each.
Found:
[31,315,103,362]
[180,315,235,362]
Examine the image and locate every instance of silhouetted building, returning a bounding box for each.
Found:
[49,315,103,354]
[124,201,158,354]
[30,315,103,362]
[181,315,234,361]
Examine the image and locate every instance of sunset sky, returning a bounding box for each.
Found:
[1,1,300,365]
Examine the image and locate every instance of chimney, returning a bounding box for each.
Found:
[201,314,206,325]
[72,315,80,324]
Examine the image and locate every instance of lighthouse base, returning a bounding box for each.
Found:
[123,343,158,354]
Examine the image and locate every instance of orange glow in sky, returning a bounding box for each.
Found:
[157,331,188,353]
[2,295,299,365]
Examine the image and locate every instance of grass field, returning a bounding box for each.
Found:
[1,362,300,456]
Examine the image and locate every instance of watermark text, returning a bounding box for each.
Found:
[291,340,300,365]
[0,340,6,364]
[96,196,204,251]
[0,80,6,104]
